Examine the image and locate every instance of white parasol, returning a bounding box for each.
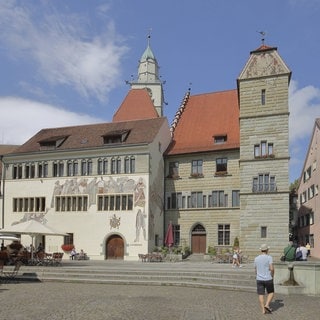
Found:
[0,234,20,241]
[0,219,67,262]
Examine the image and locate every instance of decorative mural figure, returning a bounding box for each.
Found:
[134,209,146,242]
[87,177,98,205]
[134,178,146,211]
[48,176,151,243]
[97,177,105,193]
[51,180,63,207]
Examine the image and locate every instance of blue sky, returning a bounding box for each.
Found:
[0,0,319,183]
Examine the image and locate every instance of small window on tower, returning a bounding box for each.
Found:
[261,89,266,105]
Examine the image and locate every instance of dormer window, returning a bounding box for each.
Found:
[103,130,130,144]
[38,135,68,150]
[214,135,227,144]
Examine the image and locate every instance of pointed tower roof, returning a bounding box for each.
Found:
[141,35,156,60]
[112,89,159,122]
[129,34,165,117]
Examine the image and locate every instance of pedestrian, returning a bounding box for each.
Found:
[282,241,295,262]
[232,248,242,268]
[306,242,311,257]
[254,244,274,314]
[70,247,77,260]
[296,243,308,261]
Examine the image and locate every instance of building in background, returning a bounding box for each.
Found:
[0,41,171,260]
[165,44,291,258]
[297,119,320,258]
[1,40,292,260]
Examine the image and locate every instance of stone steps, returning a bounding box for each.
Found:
[13,260,257,293]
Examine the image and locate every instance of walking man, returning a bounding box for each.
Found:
[254,244,274,314]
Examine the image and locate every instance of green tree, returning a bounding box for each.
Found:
[290,179,299,192]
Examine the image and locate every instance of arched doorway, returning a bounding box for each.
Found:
[106,235,124,260]
[191,224,206,254]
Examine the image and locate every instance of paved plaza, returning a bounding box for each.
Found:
[1,281,319,320]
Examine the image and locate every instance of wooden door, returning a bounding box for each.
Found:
[106,235,124,259]
[191,224,206,254]
[192,234,206,253]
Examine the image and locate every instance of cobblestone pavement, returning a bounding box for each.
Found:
[1,282,319,320]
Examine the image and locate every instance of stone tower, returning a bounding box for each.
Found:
[130,35,164,117]
[237,44,291,255]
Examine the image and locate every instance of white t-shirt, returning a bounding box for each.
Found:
[254,254,273,281]
[296,246,308,260]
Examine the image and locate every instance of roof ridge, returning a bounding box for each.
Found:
[170,90,191,137]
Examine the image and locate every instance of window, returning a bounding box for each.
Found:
[191,160,203,177]
[261,89,266,105]
[38,162,48,178]
[111,157,121,174]
[167,192,182,209]
[39,136,68,150]
[254,141,274,158]
[97,194,133,211]
[210,191,228,207]
[130,157,135,173]
[13,197,46,212]
[25,163,35,179]
[168,161,179,178]
[190,192,203,208]
[117,158,121,174]
[309,234,314,248]
[309,185,315,199]
[214,135,227,144]
[261,226,267,238]
[232,190,240,207]
[252,174,276,192]
[63,233,73,246]
[53,161,64,177]
[173,224,180,246]
[55,195,88,211]
[300,191,307,204]
[304,166,311,182]
[98,158,108,175]
[81,160,92,176]
[67,161,78,176]
[13,165,23,179]
[103,130,130,144]
[218,224,230,245]
[124,157,135,174]
[216,158,227,173]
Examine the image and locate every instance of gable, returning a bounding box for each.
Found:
[238,46,291,80]
[112,89,159,122]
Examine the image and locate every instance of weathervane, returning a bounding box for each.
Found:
[257,31,266,45]
[147,28,152,45]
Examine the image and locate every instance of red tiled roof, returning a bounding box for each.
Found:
[251,44,277,54]
[10,118,167,154]
[113,89,159,122]
[166,90,239,155]
[0,145,20,176]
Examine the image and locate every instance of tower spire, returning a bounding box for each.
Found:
[129,32,165,117]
